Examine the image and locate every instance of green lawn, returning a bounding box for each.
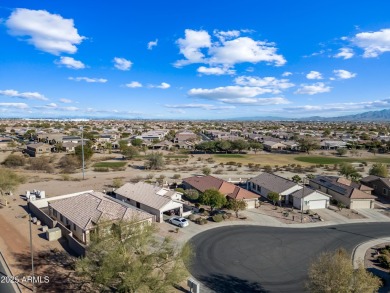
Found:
[214,154,246,158]
[93,161,127,168]
[294,156,390,165]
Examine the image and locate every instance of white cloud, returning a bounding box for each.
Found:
[234,76,294,93]
[353,28,390,57]
[282,71,292,77]
[34,103,79,111]
[294,82,331,95]
[208,37,286,66]
[150,82,170,89]
[197,66,235,75]
[213,29,240,41]
[59,98,72,103]
[284,98,390,113]
[188,86,290,105]
[333,69,357,80]
[113,57,132,70]
[306,71,323,80]
[68,77,107,83]
[175,29,286,68]
[147,39,158,50]
[0,103,29,109]
[5,8,85,55]
[55,56,85,69]
[125,81,143,88]
[174,29,212,67]
[165,103,236,110]
[334,48,354,59]
[0,89,48,100]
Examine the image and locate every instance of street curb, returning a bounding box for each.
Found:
[351,237,390,269]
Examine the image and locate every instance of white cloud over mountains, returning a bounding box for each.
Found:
[174,29,286,71]
[55,57,85,69]
[165,104,236,111]
[6,8,85,55]
[294,82,331,95]
[234,76,294,92]
[0,103,29,109]
[0,89,48,100]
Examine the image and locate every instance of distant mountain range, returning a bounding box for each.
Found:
[233,109,390,122]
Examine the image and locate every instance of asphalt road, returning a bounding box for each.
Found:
[189,223,390,293]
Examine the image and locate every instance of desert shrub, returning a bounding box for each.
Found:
[195,218,208,225]
[222,213,231,220]
[112,178,123,188]
[172,174,181,179]
[226,161,236,166]
[58,155,79,173]
[263,165,272,173]
[28,156,54,173]
[377,255,390,269]
[188,214,197,221]
[184,189,199,201]
[212,214,224,222]
[93,167,109,172]
[198,207,205,213]
[145,173,154,179]
[214,169,224,174]
[3,154,26,167]
[202,167,211,175]
[61,174,71,181]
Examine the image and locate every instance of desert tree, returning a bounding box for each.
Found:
[76,221,192,293]
[267,192,280,206]
[369,163,388,178]
[199,189,227,211]
[226,198,247,218]
[144,152,165,170]
[306,248,381,293]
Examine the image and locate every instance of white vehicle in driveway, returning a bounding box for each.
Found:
[168,216,189,228]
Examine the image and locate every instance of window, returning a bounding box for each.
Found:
[384,188,388,195]
[53,210,57,217]
[73,223,76,231]
[60,214,63,222]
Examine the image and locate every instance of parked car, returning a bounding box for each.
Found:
[168,216,189,228]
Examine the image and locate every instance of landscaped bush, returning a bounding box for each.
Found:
[212,214,224,222]
[184,189,199,201]
[93,167,109,172]
[377,255,390,269]
[222,213,231,220]
[195,218,208,225]
[188,214,197,221]
[175,188,185,193]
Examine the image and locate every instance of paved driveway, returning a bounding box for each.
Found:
[188,223,390,293]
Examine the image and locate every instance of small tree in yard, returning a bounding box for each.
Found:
[337,202,346,211]
[267,192,280,206]
[291,175,301,183]
[339,162,360,180]
[122,145,139,159]
[369,163,388,177]
[184,189,199,201]
[306,248,381,293]
[336,148,347,157]
[144,152,165,170]
[76,221,192,293]
[202,167,211,175]
[226,199,247,218]
[199,189,227,212]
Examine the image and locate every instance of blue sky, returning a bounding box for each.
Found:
[1,1,390,119]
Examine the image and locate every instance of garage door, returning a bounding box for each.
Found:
[351,200,371,209]
[308,200,326,210]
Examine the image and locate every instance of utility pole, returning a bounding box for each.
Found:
[301,177,306,223]
[81,125,85,180]
[28,214,35,292]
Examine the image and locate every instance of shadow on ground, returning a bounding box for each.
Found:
[199,274,268,293]
[13,249,89,292]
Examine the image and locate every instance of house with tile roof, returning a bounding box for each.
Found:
[114,182,183,222]
[182,175,259,209]
[309,176,376,209]
[48,191,154,244]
